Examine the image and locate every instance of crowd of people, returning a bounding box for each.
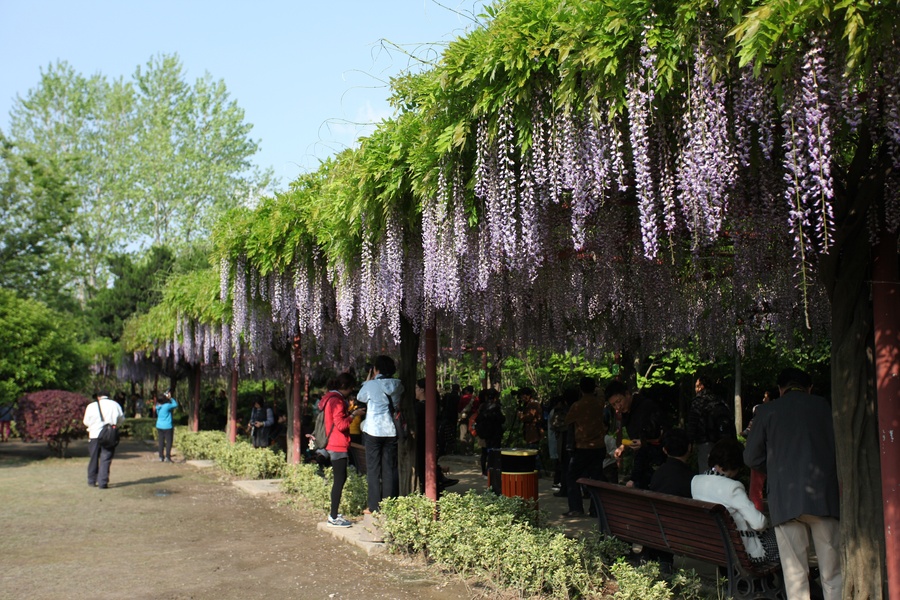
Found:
[71,360,842,597]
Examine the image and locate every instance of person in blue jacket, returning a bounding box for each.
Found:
[156,390,178,462]
[356,355,404,513]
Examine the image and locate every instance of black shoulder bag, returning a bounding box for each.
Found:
[95,400,120,450]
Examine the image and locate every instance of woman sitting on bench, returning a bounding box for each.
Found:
[691,438,780,563]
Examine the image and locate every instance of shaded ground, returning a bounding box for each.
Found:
[0,439,477,600]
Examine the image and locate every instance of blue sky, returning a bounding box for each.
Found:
[0,0,488,189]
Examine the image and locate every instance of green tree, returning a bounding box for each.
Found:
[0,134,78,311]
[0,290,89,405]
[131,54,274,247]
[87,246,176,342]
[5,55,273,303]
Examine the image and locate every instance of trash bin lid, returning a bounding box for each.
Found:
[501,449,538,457]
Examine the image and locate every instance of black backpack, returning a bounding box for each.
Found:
[311,396,335,453]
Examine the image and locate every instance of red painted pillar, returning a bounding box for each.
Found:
[191,363,201,433]
[291,332,303,464]
[873,230,900,599]
[228,365,238,444]
[425,324,438,501]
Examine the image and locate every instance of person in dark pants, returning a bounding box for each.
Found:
[563,377,607,517]
[320,372,364,527]
[155,390,178,462]
[474,388,504,477]
[83,392,125,488]
[356,355,404,513]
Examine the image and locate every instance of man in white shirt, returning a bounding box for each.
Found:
[83,392,125,489]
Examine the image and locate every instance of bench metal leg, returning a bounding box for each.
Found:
[726,563,786,600]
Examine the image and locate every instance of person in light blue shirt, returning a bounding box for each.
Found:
[356,355,404,513]
[155,390,178,462]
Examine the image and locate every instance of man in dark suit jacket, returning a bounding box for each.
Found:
[744,368,841,600]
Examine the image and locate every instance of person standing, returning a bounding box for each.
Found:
[0,401,14,442]
[249,398,274,448]
[474,388,504,477]
[356,355,404,514]
[320,373,364,527]
[83,392,125,488]
[155,390,178,462]
[562,377,607,517]
[744,367,842,600]
[686,374,736,474]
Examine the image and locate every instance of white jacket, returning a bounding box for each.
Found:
[691,473,769,560]
[83,397,125,439]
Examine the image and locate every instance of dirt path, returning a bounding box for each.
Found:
[0,439,478,600]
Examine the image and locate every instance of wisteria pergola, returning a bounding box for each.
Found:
[123,1,900,597]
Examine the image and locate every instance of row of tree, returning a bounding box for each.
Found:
[1,54,272,309]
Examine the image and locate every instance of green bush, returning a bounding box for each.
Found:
[280,463,367,516]
[174,428,285,479]
[379,490,708,600]
[380,490,602,598]
[122,418,156,440]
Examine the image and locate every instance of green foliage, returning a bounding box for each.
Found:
[0,134,78,311]
[87,247,175,342]
[280,463,368,517]
[380,490,602,598]
[0,290,89,405]
[610,559,707,600]
[6,55,272,304]
[637,347,715,390]
[174,428,285,479]
[502,350,621,398]
[122,417,157,440]
[15,390,91,457]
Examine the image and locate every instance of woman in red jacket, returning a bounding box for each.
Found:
[319,372,364,527]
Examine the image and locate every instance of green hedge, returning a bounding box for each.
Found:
[174,428,286,479]
[280,463,368,517]
[378,490,707,600]
[122,418,157,440]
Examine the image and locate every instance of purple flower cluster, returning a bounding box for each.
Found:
[626,37,660,258]
[232,256,247,338]
[676,39,736,250]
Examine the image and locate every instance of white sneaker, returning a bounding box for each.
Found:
[327,515,351,528]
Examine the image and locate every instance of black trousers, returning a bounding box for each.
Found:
[87,438,116,487]
[330,456,349,519]
[157,428,174,460]
[363,433,398,512]
[567,447,605,513]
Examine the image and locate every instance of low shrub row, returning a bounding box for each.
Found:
[280,463,367,516]
[174,428,286,479]
[378,490,707,600]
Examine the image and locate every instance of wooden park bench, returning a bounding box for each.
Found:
[577,478,785,600]
[349,442,367,475]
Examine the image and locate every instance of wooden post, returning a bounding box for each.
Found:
[191,363,201,433]
[291,332,302,464]
[228,364,238,444]
[425,324,438,501]
[873,230,900,599]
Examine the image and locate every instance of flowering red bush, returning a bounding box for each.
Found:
[16,390,91,457]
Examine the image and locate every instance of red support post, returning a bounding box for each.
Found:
[291,332,303,464]
[228,365,238,444]
[191,363,201,433]
[425,324,438,501]
[873,230,900,599]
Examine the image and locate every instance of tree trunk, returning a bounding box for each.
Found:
[398,314,419,496]
[734,348,743,434]
[821,171,886,598]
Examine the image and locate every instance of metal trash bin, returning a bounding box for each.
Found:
[499,448,539,505]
